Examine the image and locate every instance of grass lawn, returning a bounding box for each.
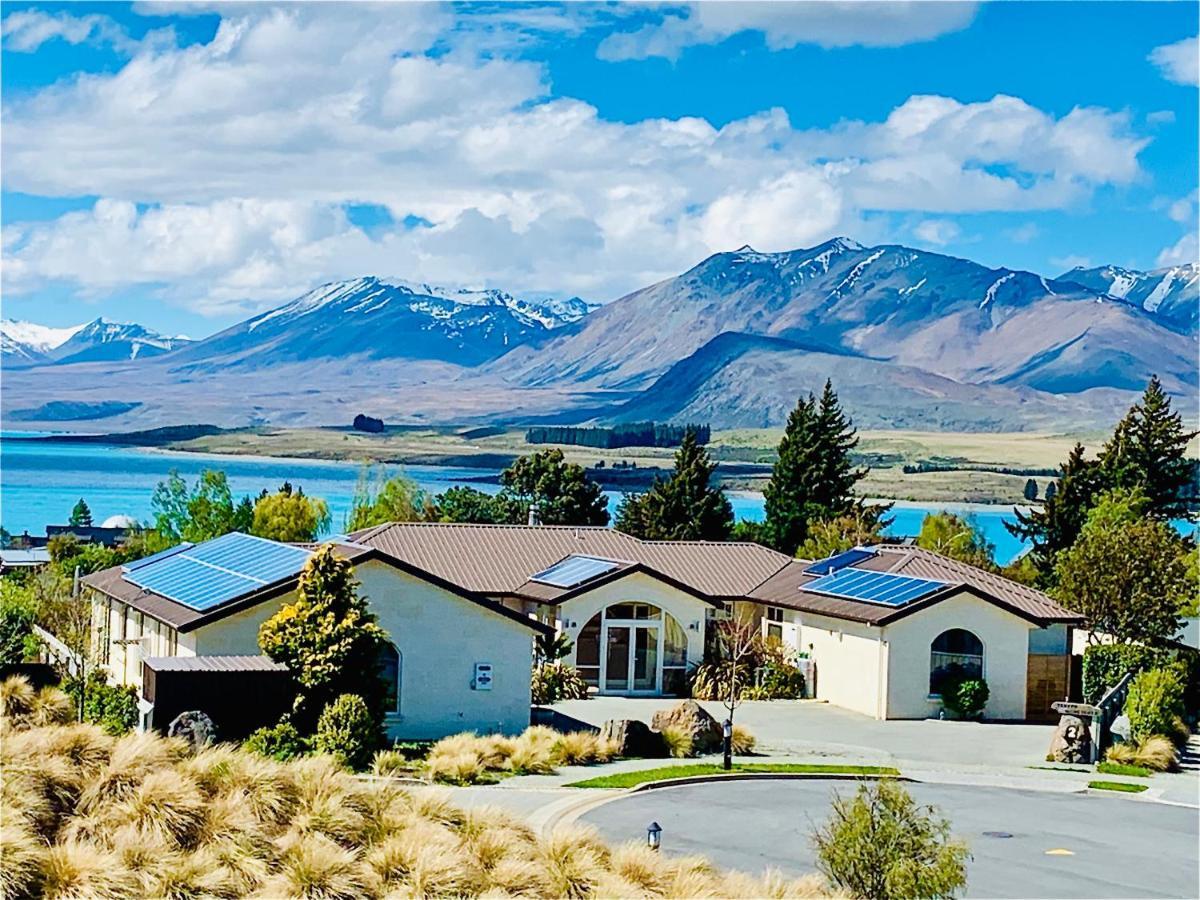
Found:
[567,763,901,789]
[1088,780,1149,793]
[1096,761,1153,778]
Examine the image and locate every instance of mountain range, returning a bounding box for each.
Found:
[2,240,1195,432]
[1,318,190,367]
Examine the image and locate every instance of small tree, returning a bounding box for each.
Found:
[812,780,970,900]
[151,469,253,543]
[916,512,996,570]
[797,509,888,560]
[713,615,758,733]
[69,499,93,527]
[252,484,331,542]
[499,449,608,526]
[258,546,391,732]
[615,429,733,541]
[1053,491,1189,645]
[346,466,430,531]
[1023,479,1038,502]
[429,485,513,524]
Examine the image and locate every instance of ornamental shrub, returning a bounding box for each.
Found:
[1082,644,1172,705]
[531,662,590,704]
[315,693,377,770]
[1126,667,1187,745]
[63,671,138,734]
[244,718,309,761]
[942,677,989,720]
[812,779,969,900]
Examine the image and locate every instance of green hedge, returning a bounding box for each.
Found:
[63,672,138,735]
[244,718,309,761]
[1127,667,1187,744]
[1082,643,1200,713]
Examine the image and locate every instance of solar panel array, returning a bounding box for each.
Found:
[804,568,947,607]
[804,547,877,576]
[124,532,314,612]
[531,554,623,589]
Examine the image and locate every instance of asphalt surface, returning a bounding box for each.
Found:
[579,780,1200,899]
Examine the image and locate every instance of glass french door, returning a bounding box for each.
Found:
[603,622,660,694]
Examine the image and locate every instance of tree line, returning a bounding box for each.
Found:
[526,422,711,449]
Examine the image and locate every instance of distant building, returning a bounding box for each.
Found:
[45,524,132,547]
[0,548,52,571]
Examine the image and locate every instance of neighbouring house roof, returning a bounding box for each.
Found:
[82,534,550,636]
[750,545,1082,627]
[0,548,51,568]
[143,655,288,673]
[348,522,793,602]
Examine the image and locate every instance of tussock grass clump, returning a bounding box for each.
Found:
[425,725,622,783]
[0,675,832,899]
[660,724,695,759]
[731,724,757,755]
[1106,734,1177,771]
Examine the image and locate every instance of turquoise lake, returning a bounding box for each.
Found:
[7,433,1185,566]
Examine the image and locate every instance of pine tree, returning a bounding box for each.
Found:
[763,380,869,554]
[615,429,733,540]
[69,499,93,527]
[1007,443,1106,584]
[1098,375,1197,521]
[1023,479,1038,502]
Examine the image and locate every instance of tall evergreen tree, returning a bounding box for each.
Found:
[69,499,93,527]
[763,380,870,554]
[615,429,733,540]
[1098,375,1197,521]
[1006,443,1106,584]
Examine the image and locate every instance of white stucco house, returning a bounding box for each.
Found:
[84,524,1083,729]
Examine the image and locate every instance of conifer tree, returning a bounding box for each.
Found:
[1098,375,1197,521]
[615,429,733,540]
[763,380,870,554]
[69,499,92,528]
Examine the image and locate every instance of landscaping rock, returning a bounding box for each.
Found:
[600,718,668,758]
[1048,714,1091,763]
[652,700,723,754]
[168,710,217,752]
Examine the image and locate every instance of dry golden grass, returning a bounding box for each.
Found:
[731,724,757,755]
[660,725,695,759]
[1106,735,1177,771]
[0,676,831,898]
[423,726,622,783]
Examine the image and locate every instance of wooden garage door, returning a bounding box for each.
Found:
[1026,653,1070,722]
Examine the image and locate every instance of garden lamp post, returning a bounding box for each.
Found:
[722,718,732,770]
[647,822,662,851]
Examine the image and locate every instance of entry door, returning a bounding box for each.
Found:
[603,623,659,694]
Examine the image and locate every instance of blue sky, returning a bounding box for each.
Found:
[2,1,1197,338]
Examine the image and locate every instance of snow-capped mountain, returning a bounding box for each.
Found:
[498,237,1196,398]
[46,319,190,365]
[1,320,84,365]
[1059,263,1198,333]
[171,277,593,369]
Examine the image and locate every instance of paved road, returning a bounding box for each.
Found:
[579,781,1200,899]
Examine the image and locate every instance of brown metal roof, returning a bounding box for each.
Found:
[750,545,1081,626]
[349,523,793,600]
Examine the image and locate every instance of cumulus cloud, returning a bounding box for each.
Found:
[598,1,978,61]
[0,4,1153,315]
[1149,35,1199,86]
[1,9,135,53]
[913,219,961,246]
[1157,231,1198,267]
[1005,222,1039,244]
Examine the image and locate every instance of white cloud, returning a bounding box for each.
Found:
[598,1,978,61]
[1005,222,1039,244]
[1051,254,1092,271]
[913,219,961,246]
[1149,35,1199,86]
[1146,109,1176,125]
[1157,232,1198,267]
[0,5,1152,315]
[1,9,135,53]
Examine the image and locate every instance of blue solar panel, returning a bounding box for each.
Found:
[122,542,193,574]
[804,569,947,607]
[531,555,622,588]
[125,532,313,612]
[804,547,877,576]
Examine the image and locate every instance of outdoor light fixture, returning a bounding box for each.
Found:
[647,822,662,851]
[722,718,733,770]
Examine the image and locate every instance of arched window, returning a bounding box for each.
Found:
[378,643,402,714]
[929,629,983,695]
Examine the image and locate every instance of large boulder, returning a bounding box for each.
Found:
[1047,714,1092,763]
[168,710,217,752]
[652,700,723,754]
[600,719,668,758]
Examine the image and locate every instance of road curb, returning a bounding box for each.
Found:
[627,771,907,792]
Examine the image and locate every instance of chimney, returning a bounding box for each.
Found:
[527,504,541,527]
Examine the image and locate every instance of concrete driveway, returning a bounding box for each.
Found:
[578,780,1200,899]
[549,697,1055,769]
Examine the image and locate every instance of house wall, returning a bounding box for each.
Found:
[796,612,886,719]
[191,595,290,656]
[555,572,710,681]
[883,590,1033,720]
[355,561,534,740]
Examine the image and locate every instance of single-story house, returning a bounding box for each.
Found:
[345,523,1084,721]
[84,524,1083,728]
[82,531,552,740]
